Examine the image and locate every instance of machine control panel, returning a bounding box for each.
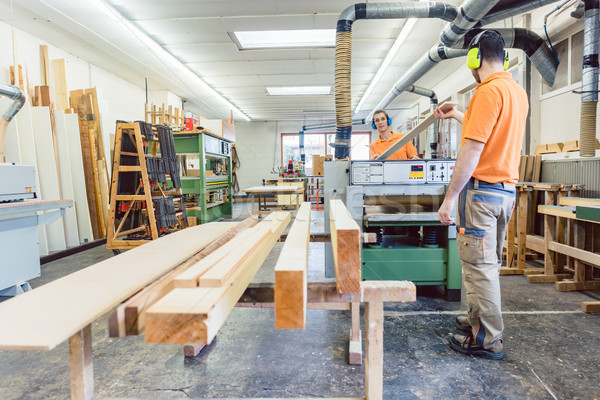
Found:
[351,160,455,185]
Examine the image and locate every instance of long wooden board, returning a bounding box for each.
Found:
[377,111,438,160]
[15,102,49,255]
[275,202,311,329]
[31,106,67,252]
[559,197,600,207]
[145,212,291,344]
[198,226,271,287]
[54,110,80,248]
[0,222,236,350]
[330,199,361,293]
[64,113,94,244]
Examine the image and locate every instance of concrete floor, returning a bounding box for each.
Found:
[1,203,600,399]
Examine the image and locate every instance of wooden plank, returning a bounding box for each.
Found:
[31,106,67,252]
[64,113,94,244]
[524,155,535,182]
[108,217,257,336]
[548,241,600,267]
[145,212,291,345]
[556,280,600,291]
[538,205,576,219]
[54,110,80,248]
[582,301,600,313]
[526,274,570,283]
[40,45,50,86]
[274,202,311,330]
[532,155,542,182]
[349,300,362,365]
[52,59,69,110]
[559,197,600,207]
[69,324,93,400]
[525,234,544,254]
[378,111,438,160]
[361,280,416,302]
[535,142,564,154]
[15,102,49,255]
[518,155,527,182]
[516,191,528,269]
[500,267,524,275]
[198,226,271,287]
[0,222,236,350]
[330,199,361,294]
[364,297,383,400]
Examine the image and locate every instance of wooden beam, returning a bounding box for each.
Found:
[69,324,93,400]
[526,274,571,283]
[582,301,600,313]
[365,295,383,400]
[107,218,256,336]
[349,300,362,365]
[275,202,311,329]
[556,280,600,292]
[526,234,545,254]
[40,45,50,86]
[145,212,291,345]
[330,199,361,293]
[539,205,577,219]
[0,222,236,350]
[559,197,600,207]
[52,59,69,110]
[198,226,271,288]
[548,241,600,268]
[377,111,439,160]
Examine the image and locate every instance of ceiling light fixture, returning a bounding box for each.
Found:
[90,0,251,121]
[267,86,331,96]
[234,29,335,49]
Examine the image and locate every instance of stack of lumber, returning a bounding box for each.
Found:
[140,212,291,345]
[5,45,96,252]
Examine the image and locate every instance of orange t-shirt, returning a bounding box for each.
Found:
[462,71,529,184]
[369,131,418,160]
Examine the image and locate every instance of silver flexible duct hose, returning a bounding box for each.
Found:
[407,85,439,157]
[0,85,26,122]
[440,0,501,47]
[334,2,458,159]
[581,0,599,157]
[477,0,565,27]
[370,27,559,119]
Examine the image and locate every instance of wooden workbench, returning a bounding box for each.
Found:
[243,185,304,216]
[502,182,584,276]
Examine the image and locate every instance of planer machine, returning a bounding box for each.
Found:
[324,159,461,301]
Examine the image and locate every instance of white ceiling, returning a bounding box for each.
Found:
[4,0,492,122]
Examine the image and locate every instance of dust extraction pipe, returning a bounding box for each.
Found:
[406,85,438,157]
[476,0,564,27]
[439,0,501,47]
[333,2,458,159]
[0,85,26,163]
[369,27,559,120]
[580,0,599,157]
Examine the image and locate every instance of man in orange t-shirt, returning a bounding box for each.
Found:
[369,109,419,160]
[434,30,528,360]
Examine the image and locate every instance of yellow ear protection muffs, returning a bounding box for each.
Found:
[467,30,509,71]
[371,115,392,129]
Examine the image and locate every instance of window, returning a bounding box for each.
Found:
[281,132,371,171]
[541,29,584,96]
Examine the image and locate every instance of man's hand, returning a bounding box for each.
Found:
[371,153,380,160]
[438,197,456,226]
[434,102,463,124]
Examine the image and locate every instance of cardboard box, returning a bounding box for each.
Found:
[313,155,333,176]
[184,111,198,131]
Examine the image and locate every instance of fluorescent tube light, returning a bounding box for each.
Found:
[234,29,335,49]
[267,86,331,96]
[90,0,251,121]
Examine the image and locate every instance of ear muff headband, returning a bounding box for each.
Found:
[371,116,392,129]
[467,30,509,71]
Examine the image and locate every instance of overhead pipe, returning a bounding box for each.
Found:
[370,27,559,119]
[333,2,458,159]
[0,85,26,163]
[439,0,501,47]
[406,85,439,158]
[580,0,599,157]
[453,28,559,87]
[476,0,565,27]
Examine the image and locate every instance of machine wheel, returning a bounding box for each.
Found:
[445,288,461,302]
